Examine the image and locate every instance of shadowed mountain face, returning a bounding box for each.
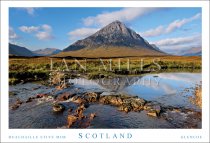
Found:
[33,48,61,56]
[60,21,165,57]
[9,43,35,57]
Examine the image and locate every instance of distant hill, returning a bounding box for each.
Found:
[181,47,201,56]
[56,20,165,58]
[182,51,201,56]
[9,43,36,57]
[33,48,61,56]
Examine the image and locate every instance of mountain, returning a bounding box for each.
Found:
[58,20,165,58]
[150,44,164,52]
[9,43,35,57]
[180,47,201,56]
[33,48,61,56]
[182,51,201,56]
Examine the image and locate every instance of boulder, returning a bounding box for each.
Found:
[99,94,146,113]
[11,104,20,110]
[99,96,110,104]
[75,104,86,119]
[36,94,48,98]
[11,98,23,110]
[109,96,123,106]
[144,102,161,117]
[56,92,75,101]
[72,96,86,104]
[147,111,157,117]
[84,92,100,102]
[52,103,65,112]
[90,113,96,120]
[67,115,77,128]
[118,103,132,113]
[16,98,23,105]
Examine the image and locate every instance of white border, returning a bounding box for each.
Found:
[1,1,209,142]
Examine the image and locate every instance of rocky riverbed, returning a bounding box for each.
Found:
[9,73,202,129]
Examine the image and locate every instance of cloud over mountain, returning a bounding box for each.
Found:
[83,8,159,27]
[141,13,201,37]
[19,24,54,40]
[9,27,19,40]
[68,28,99,40]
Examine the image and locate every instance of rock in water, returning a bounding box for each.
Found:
[67,115,77,128]
[90,113,96,120]
[84,92,100,102]
[11,98,23,110]
[52,103,65,112]
[147,111,157,117]
[36,94,48,98]
[144,102,161,117]
[56,92,75,101]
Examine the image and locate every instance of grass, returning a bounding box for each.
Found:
[9,55,201,84]
[189,85,202,109]
[54,46,166,58]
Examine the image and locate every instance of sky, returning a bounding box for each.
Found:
[9,7,201,54]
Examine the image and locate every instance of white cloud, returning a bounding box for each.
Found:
[140,26,164,37]
[19,26,40,33]
[83,8,158,27]
[165,13,201,33]
[20,8,37,15]
[151,35,201,55]
[141,13,201,37]
[68,8,159,41]
[153,35,201,47]
[19,24,54,41]
[9,27,19,40]
[41,24,52,32]
[36,31,54,40]
[68,28,99,40]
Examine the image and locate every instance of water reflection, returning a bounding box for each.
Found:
[9,72,201,128]
[70,72,201,108]
[70,76,160,92]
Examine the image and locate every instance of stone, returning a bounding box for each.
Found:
[56,92,75,101]
[11,104,20,110]
[99,96,109,104]
[130,98,146,111]
[26,97,33,103]
[73,97,86,104]
[16,98,23,105]
[84,92,100,102]
[36,94,48,98]
[109,96,123,106]
[153,105,161,115]
[75,104,86,119]
[11,98,23,110]
[67,115,77,128]
[147,111,157,117]
[90,113,96,120]
[144,102,161,116]
[118,103,132,113]
[52,103,65,112]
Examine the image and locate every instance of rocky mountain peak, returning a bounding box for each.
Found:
[63,20,158,52]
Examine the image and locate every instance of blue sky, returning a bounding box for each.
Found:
[9,7,201,54]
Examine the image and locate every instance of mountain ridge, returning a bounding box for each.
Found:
[33,48,61,56]
[9,43,36,57]
[59,20,165,57]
